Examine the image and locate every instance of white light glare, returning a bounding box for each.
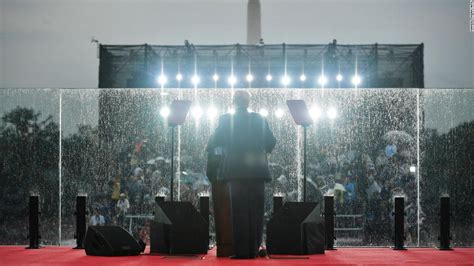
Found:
[336,74,343,82]
[160,106,170,118]
[300,74,307,82]
[228,75,237,86]
[327,107,338,120]
[207,106,218,118]
[351,75,361,86]
[176,73,183,81]
[275,108,284,118]
[309,106,322,121]
[246,74,254,82]
[410,166,416,173]
[228,108,236,115]
[281,75,291,86]
[266,74,273,81]
[156,74,167,86]
[318,75,328,86]
[212,74,219,82]
[259,108,268,117]
[191,75,201,85]
[191,106,203,119]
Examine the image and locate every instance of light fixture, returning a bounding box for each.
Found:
[309,106,322,121]
[266,74,273,81]
[159,106,170,118]
[207,106,218,118]
[246,74,254,82]
[228,108,236,115]
[327,107,338,120]
[318,75,328,86]
[281,75,291,86]
[156,74,167,86]
[409,166,416,173]
[275,108,284,118]
[300,74,307,82]
[176,73,183,81]
[191,75,200,86]
[351,75,361,86]
[259,108,268,117]
[228,75,237,86]
[212,73,219,82]
[191,106,203,119]
[336,74,343,82]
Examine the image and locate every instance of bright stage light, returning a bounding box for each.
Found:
[159,106,170,118]
[246,74,254,82]
[207,106,218,118]
[318,75,328,86]
[266,74,273,81]
[228,108,236,115]
[327,107,338,120]
[191,106,203,119]
[191,75,201,86]
[281,75,291,86]
[228,75,237,86]
[351,75,361,86]
[259,108,268,117]
[176,73,183,81]
[212,74,219,82]
[336,74,343,82]
[156,74,167,86]
[275,108,284,118]
[300,74,307,82]
[309,106,322,121]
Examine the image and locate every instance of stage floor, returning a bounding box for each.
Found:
[0,246,473,265]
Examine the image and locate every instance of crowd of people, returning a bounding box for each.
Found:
[83,128,424,246]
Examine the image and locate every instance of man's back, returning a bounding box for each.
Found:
[209,108,276,181]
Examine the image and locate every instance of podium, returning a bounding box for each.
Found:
[212,182,234,257]
[207,147,234,257]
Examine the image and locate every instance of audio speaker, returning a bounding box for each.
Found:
[84,226,142,256]
[27,195,40,249]
[150,201,208,254]
[266,202,325,255]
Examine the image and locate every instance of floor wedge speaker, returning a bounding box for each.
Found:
[266,202,325,255]
[84,226,142,256]
[150,201,209,254]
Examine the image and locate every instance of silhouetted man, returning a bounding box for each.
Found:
[207,90,276,259]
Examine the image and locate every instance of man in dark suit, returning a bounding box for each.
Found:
[207,90,276,259]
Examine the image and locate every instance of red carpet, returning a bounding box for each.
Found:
[0,246,473,265]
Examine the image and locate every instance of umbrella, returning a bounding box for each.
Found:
[334,183,346,192]
[383,130,414,145]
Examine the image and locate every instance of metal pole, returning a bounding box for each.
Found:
[170,126,175,202]
[303,126,307,202]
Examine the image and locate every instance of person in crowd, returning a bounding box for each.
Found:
[116,193,130,227]
[207,90,276,259]
[89,208,105,226]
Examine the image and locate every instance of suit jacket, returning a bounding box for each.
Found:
[207,108,277,181]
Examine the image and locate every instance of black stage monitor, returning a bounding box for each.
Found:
[266,202,325,255]
[151,201,209,254]
[84,226,143,256]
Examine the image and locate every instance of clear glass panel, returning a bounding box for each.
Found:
[420,89,474,247]
[60,89,100,245]
[1,88,473,247]
[0,89,60,245]
[302,89,419,246]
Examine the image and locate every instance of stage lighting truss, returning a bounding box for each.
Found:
[156,73,362,88]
